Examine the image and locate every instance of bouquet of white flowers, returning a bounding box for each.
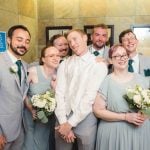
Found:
[31,90,56,123]
[123,85,150,116]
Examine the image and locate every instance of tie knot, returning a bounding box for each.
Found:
[128,59,133,65]
[93,51,99,56]
[16,60,22,67]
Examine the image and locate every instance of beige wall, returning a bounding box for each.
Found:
[0,0,38,63]
[1,0,150,63]
[38,0,150,56]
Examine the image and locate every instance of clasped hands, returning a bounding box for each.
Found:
[125,112,148,126]
[55,122,76,143]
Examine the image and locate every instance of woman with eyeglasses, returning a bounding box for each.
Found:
[23,46,60,150]
[93,44,150,150]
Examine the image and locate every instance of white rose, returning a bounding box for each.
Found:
[34,99,47,108]
[10,64,18,73]
[133,95,142,105]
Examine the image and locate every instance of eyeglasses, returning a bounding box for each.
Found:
[122,36,136,43]
[112,54,128,60]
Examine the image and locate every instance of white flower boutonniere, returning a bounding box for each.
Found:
[10,64,18,73]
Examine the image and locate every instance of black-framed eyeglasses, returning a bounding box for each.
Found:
[112,54,128,60]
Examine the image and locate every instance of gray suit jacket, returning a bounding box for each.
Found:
[0,52,29,142]
[139,54,150,77]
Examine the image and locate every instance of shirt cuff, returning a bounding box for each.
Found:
[57,116,67,125]
[68,114,79,127]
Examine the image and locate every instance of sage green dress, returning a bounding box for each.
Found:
[23,65,55,150]
[95,73,150,150]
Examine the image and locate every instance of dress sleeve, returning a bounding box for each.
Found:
[98,75,110,102]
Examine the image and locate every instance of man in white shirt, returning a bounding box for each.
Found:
[119,29,150,77]
[55,29,107,150]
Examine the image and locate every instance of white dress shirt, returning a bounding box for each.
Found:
[55,51,108,127]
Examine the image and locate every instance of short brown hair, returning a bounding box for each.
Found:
[47,34,64,46]
[119,29,137,43]
[92,24,108,34]
[8,25,31,39]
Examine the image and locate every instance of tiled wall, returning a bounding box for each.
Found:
[1,0,150,62]
[0,0,38,63]
[38,0,150,56]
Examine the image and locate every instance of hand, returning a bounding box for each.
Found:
[125,112,145,126]
[31,109,37,120]
[0,135,6,150]
[55,122,72,137]
[63,130,76,143]
[51,75,57,90]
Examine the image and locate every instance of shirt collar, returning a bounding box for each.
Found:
[7,50,21,63]
[91,45,105,55]
[80,51,91,62]
[131,53,139,62]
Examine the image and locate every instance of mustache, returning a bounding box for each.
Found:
[17,46,27,51]
[59,49,67,52]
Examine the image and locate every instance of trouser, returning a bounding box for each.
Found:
[4,125,24,150]
[55,113,97,150]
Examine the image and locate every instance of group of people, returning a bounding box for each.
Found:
[0,23,150,150]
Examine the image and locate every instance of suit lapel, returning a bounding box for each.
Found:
[21,61,29,99]
[138,54,144,75]
[2,52,25,94]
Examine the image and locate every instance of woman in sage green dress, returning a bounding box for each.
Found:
[23,46,60,150]
[93,44,150,150]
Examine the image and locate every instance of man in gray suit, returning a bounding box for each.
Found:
[0,25,31,150]
[88,24,110,59]
[88,24,112,72]
[119,29,150,77]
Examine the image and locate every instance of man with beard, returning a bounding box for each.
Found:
[88,24,112,73]
[48,34,72,63]
[88,24,109,58]
[0,25,31,150]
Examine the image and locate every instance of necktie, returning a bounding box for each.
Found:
[128,59,134,72]
[16,60,22,85]
[93,51,100,56]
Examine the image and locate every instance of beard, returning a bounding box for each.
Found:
[93,42,105,49]
[10,42,27,56]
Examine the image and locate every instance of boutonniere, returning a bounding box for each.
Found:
[10,64,18,73]
[144,69,150,77]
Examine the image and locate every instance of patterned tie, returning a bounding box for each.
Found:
[128,59,134,72]
[16,60,22,85]
[93,51,100,56]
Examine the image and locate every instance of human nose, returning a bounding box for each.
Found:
[69,41,75,47]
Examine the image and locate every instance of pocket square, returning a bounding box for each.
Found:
[144,69,150,76]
